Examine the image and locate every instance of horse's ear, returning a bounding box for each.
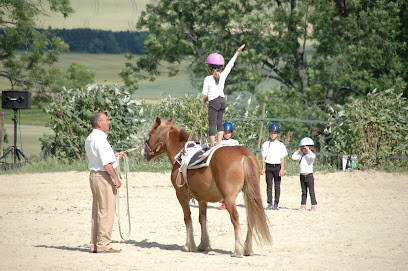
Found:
[155,117,161,125]
[169,117,173,123]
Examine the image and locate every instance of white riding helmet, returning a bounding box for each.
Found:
[299,137,314,147]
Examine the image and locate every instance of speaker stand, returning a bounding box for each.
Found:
[0,108,31,169]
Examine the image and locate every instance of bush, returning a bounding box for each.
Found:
[324,89,408,170]
[149,93,264,150]
[40,84,144,161]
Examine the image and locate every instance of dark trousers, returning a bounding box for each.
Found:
[300,174,317,205]
[265,163,281,205]
[208,96,226,136]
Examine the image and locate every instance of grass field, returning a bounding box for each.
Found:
[0,53,196,100]
[36,0,153,31]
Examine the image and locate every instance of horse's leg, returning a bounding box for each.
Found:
[244,227,254,256]
[224,197,244,257]
[176,190,196,252]
[197,200,211,251]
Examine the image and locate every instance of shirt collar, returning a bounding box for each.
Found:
[93,128,107,138]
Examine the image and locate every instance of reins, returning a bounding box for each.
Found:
[114,148,138,240]
[174,99,206,195]
[187,99,206,142]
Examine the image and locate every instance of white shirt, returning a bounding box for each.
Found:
[261,140,288,164]
[85,129,117,171]
[221,139,240,146]
[291,150,316,174]
[202,58,236,101]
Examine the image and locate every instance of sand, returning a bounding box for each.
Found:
[0,170,407,270]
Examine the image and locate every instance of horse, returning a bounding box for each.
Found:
[141,117,271,257]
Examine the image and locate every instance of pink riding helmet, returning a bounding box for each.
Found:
[205,53,225,66]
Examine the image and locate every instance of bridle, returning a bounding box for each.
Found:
[144,138,164,157]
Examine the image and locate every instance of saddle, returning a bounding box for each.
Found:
[174,141,228,186]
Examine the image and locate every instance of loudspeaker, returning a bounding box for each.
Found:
[1,90,32,109]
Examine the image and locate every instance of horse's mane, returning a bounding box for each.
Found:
[163,120,191,143]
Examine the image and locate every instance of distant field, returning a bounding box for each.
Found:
[0,52,197,100]
[36,0,153,31]
[1,124,51,158]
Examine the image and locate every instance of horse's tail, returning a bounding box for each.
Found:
[242,154,272,244]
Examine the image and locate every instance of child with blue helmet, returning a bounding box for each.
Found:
[291,137,317,211]
[221,122,239,146]
[261,123,288,210]
[217,121,240,210]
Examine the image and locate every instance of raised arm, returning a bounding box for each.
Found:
[232,44,245,61]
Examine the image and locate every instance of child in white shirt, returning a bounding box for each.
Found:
[218,122,239,210]
[202,44,245,147]
[291,137,317,211]
[261,123,288,210]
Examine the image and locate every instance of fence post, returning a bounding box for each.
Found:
[0,111,4,156]
[256,103,266,161]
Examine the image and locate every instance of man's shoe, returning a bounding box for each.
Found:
[272,204,279,210]
[266,204,273,210]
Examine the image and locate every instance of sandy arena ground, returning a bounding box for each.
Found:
[0,170,407,270]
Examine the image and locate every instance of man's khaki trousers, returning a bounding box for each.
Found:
[89,171,117,252]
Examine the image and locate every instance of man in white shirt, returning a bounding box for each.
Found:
[85,112,123,253]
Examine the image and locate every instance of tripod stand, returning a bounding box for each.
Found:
[0,108,30,169]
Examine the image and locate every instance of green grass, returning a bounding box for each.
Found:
[0,155,172,174]
[0,52,197,101]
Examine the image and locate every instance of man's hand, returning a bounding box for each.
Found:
[115,152,124,160]
[115,178,122,189]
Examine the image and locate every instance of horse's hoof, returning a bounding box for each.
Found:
[244,251,253,256]
[231,252,244,258]
[183,245,196,252]
[197,244,211,252]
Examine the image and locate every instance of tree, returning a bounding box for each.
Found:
[120,0,313,96]
[309,0,408,105]
[0,0,82,99]
[122,0,408,108]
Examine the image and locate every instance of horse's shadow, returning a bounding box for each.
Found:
[190,203,246,209]
[114,239,231,255]
[35,240,231,255]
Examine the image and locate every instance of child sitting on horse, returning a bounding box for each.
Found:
[218,121,240,210]
[221,121,239,146]
[202,44,245,147]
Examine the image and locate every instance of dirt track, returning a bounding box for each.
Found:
[0,170,407,270]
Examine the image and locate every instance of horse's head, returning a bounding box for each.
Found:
[141,117,173,161]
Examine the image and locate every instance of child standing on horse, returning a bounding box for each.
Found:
[291,137,317,211]
[202,44,245,147]
[261,123,288,210]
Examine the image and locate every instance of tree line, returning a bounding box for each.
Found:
[44,28,148,54]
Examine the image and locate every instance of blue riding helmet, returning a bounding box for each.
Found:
[268,123,281,132]
[223,122,234,131]
[299,137,314,146]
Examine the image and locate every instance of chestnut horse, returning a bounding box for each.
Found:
[141,117,271,257]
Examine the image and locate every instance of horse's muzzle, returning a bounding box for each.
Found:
[140,148,150,162]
